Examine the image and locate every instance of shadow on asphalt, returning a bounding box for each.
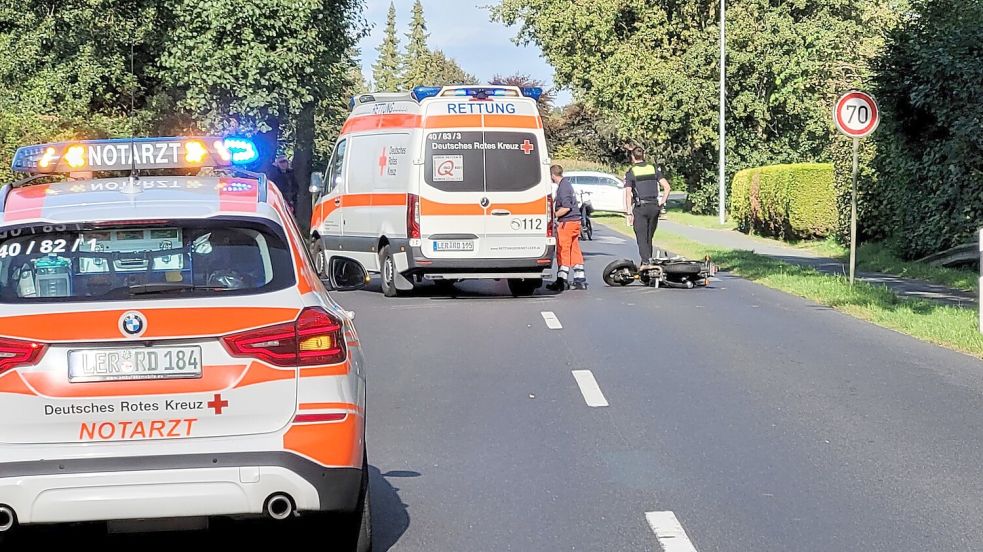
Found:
[347,277,561,301]
[370,466,416,551]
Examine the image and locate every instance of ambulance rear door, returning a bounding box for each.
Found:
[419,97,550,261]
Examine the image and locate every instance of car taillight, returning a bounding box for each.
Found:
[222,307,346,367]
[407,193,421,239]
[0,337,46,375]
[546,195,555,238]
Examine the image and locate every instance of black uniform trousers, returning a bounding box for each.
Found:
[632,202,662,262]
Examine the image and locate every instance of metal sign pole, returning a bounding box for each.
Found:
[718,0,726,225]
[850,137,859,286]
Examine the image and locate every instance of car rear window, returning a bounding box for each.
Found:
[425,131,542,193]
[0,220,295,303]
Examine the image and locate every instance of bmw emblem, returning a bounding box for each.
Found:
[118,311,147,338]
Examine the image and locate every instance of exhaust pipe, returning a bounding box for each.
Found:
[0,505,16,532]
[264,493,295,520]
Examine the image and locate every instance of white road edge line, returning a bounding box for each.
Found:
[646,511,699,552]
[541,311,563,330]
[571,370,608,407]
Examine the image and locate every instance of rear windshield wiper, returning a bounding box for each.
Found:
[124,283,233,296]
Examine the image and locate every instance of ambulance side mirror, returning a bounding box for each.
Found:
[309,172,324,195]
[327,257,369,291]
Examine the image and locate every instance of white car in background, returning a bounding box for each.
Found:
[562,171,628,214]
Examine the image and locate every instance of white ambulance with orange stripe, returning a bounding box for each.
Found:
[0,137,371,549]
[309,85,556,297]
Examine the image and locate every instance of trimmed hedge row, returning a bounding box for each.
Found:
[731,163,837,240]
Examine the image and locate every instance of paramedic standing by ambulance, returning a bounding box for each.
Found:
[548,165,587,291]
[624,146,671,270]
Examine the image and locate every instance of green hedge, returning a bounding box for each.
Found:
[862,0,983,259]
[731,163,836,240]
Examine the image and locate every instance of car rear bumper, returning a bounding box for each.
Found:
[0,451,362,525]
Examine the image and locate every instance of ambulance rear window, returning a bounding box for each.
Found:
[425,131,542,193]
[0,220,294,303]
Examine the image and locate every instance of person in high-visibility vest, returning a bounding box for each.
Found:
[623,147,671,270]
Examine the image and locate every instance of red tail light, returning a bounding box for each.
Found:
[546,195,555,238]
[222,307,346,367]
[0,337,46,375]
[407,193,421,239]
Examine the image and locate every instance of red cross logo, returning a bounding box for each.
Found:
[207,393,229,415]
[378,148,388,176]
[520,140,535,155]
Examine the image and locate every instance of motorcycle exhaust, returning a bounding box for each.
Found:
[0,505,16,532]
[264,493,295,520]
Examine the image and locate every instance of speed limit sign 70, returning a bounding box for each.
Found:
[834,91,880,138]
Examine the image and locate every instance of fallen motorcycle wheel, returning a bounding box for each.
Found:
[602,258,637,286]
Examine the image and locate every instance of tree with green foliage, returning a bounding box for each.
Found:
[372,2,401,93]
[0,0,173,181]
[493,0,905,215]
[400,0,431,89]
[426,50,478,87]
[490,73,554,110]
[865,0,983,259]
[0,1,366,229]
[158,0,366,228]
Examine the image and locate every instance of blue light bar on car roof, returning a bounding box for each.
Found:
[520,87,544,101]
[412,86,443,102]
[11,136,260,174]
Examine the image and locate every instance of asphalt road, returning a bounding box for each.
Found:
[12,223,983,551]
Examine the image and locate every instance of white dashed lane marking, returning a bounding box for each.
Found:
[541,311,563,329]
[646,511,699,552]
[571,370,609,407]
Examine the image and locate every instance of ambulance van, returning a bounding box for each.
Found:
[309,85,556,297]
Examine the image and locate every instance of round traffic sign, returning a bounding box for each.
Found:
[834,91,879,138]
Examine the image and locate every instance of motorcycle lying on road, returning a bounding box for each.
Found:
[602,254,717,289]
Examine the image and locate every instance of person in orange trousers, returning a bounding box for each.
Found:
[547,164,587,292]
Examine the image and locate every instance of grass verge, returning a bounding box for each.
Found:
[663,211,737,230]
[593,216,983,358]
[650,212,979,293]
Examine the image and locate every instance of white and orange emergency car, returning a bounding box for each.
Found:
[309,85,556,297]
[0,137,370,549]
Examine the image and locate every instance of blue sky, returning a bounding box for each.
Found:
[357,0,572,105]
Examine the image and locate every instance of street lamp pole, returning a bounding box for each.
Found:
[718,0,726,225]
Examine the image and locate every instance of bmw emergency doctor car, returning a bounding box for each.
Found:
[0,137,371,549]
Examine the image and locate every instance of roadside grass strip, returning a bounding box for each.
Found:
[655,213,978,293]
[594,216,983,358]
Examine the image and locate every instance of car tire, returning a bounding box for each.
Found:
[347,457,372,552]
[311,239,327,278]
[379,245,400,298]
[507,278,541,297]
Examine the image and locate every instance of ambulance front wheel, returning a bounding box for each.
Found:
[379,246,407,298]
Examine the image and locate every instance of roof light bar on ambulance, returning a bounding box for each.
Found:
[411,86,543,102]
[11,136,260,175]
